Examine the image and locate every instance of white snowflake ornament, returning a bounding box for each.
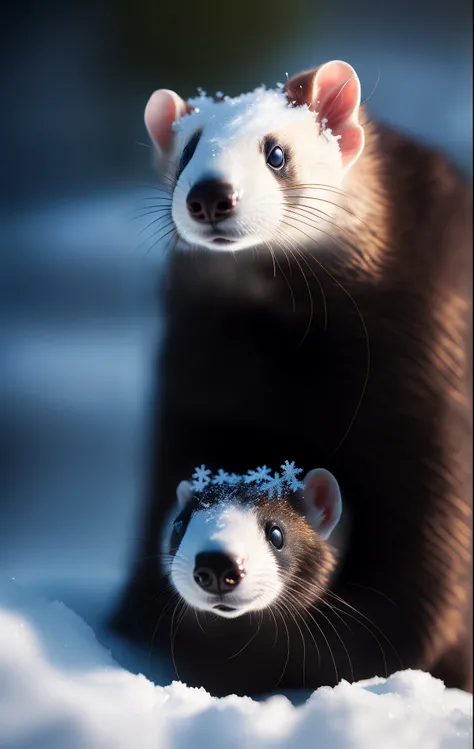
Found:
[191,465,212,491]
[261,472,285,499]
[280,460,304,491]
[189,460,305,499]
[243,465,272,484]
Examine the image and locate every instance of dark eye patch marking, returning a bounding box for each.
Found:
[169,485,235,554]
[177,130,202,177]
[170,496,200,551]
[263,134,295,183]
[173,519,183,535]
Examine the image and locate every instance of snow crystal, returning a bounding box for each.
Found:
[260,471,285,499]
[191,464,212,491]
[0,578,471,749]
[190,461,304,498]
[319,115,342,144]
[280,460,304,491]
[226,473,241,486]
[244,465,273,484]
[212,469,232,486]
[173,86,318,148]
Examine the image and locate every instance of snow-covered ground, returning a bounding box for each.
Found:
[0,577,472,749]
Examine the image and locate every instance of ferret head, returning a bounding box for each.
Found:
[144,60,365,253]
[161,469,342,619]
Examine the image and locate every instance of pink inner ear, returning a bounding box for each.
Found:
[313,483,332,523]
[145,89,193,152]
[336,125,364,168]
[313,62,361,126]
[304,468,342,538]
[312,61,364,168]
[315,76,360,130]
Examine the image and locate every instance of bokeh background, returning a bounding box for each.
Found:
[1,0,472,628]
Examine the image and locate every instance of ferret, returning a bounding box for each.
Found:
[111,60,473,697]
[166,464,344,621]
[154,462,352,696]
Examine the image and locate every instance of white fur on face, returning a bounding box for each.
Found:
[165,500,283,619]
[168,89,345,252]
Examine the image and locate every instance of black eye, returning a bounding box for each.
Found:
[180,146,189,170]
[266,146,285,170]
[178,131,201,175]
[267,525,284,549]
[173,520,183,536]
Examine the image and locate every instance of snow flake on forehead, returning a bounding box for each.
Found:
[191,460,304,500]
[173,87,316,145]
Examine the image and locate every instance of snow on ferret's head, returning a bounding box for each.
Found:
[161,465,342,619]
[144,60,365,253]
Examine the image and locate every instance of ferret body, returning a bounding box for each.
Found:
[111,61,473,697]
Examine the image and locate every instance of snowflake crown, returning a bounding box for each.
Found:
[190,460,305,499]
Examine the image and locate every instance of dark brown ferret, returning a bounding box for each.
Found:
[111,60,473,696]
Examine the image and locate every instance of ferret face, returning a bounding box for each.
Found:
[161,470,342,620]
[144,61,365,253]
[168,97,343,253]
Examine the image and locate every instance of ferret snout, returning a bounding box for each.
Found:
[166,500,284,617]
[186,179,239,224]
[193,551,246,595]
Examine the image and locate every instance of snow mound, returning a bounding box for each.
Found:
[0,580,472,749]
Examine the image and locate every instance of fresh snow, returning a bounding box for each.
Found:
[0,578,472,749]
[174,86,342,154]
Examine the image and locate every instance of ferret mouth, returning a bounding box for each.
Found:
[211,236,236,246]
[210,597,259,616]
[213,604,237,612]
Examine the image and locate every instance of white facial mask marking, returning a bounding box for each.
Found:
[167,501,283,619]
[167,89,345,252]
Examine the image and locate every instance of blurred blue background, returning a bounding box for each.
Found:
[1,1,472,623]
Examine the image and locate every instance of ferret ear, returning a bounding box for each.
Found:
[301,469,342,539]
[285,60,364,169]
[144,89,193,153]
[176,480,193,510]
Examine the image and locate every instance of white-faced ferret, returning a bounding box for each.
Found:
[167,464,343,620]
[111,60,472,697]
[158,462,349,697]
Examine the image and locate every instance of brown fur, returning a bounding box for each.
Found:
[255,494,338,609]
